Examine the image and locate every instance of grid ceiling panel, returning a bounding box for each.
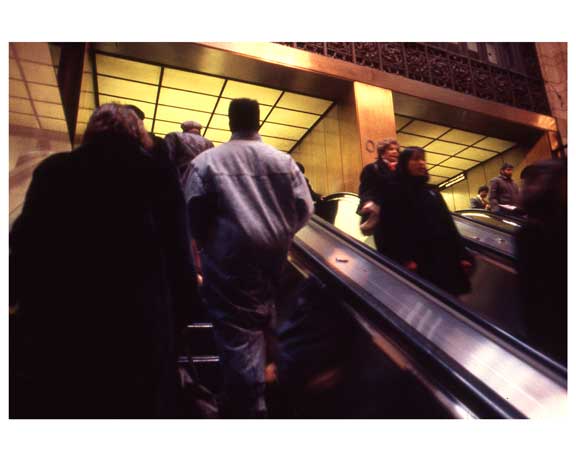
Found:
[440,156,478,170]
[34,100,66,119]
[428,165,461,178]
[20,61,58,86]
[424,152,450,165]
[222,81,282,105]
[10,97,34,114]
[10,112,39,128]
[9,59,22,79]
[277,92,332,114]
[93,53,333,154]
[425,140,467,155]
[98,95,156,118]
[98,75,158,103]
[39,118,68,132]
[439,129,485,145]
[158,87,218,112]
[259,123,308,140]
[429,175,445,185]
[402,120,450,138]
[474,137,516,152]
[9,79,28,98]
[396,132,431,148]
[162,68,225,95]
[456,147,499,162]
[96,54,161,84]
[395,114,412,131]
[27,83,62,103]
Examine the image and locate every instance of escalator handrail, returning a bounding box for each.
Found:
[303,214,566,377]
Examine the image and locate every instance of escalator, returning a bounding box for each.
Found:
[315,193,528,340]
[276,215,567,418]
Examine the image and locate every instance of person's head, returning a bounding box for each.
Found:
[124,104,145,121]
[397,146,428,180]
[478,185,489,199]
[377,138,400,167]
[500,162,514,178]
[229,98,260,133]
[181,120,202,134]
[83,103,153,150]
[521,158,566,220]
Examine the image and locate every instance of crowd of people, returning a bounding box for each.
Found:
[9,98,566,418]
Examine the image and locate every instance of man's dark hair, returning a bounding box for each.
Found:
[478,185,489,194]
[229,98,260,132]
[501,162,514,171]
[124,104,145,121]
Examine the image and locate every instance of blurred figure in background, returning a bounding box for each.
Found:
[515,158,567,364]
[470,185,490,210]
[10,103,200,418]
[357,138,399,251]
[489,162,520,215]
[296,161,322,204]
[378,147,474,296]
[164,120,214,184]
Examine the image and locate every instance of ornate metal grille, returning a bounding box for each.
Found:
[277,42,550,115]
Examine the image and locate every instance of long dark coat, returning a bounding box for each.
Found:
[9,135,200,418]
[377,179,472,295]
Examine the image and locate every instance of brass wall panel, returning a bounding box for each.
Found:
[452,179,471,211]
[339,87,363,192]
[353,82,396,167]
[441,189,455,211]
[466,164,489,202]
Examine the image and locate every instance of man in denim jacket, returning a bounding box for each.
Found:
[183,98,313,417]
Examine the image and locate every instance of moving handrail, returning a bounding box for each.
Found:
[291,215,567,418]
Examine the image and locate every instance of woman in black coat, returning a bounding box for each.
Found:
[10,103,200,418]
[377,147,473,295]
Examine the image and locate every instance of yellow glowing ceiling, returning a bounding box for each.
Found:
[8,43,68,134]
[396,114,517,185]
[93,53,333,152]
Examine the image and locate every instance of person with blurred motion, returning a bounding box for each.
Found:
[489,162,520,215]
[183,98,314,418]
[470,185,490,210]
[164,120,214,184]
[9,103,200,418]
[357,138,399,252]
[515,158,567,364]
[378,146,474,295]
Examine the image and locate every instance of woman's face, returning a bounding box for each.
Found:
[407,152,427,176]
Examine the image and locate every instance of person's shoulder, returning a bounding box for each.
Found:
[34,151,73,175]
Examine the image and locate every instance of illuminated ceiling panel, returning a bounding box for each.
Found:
[429,175,445,185]
[428,165,461,178]
[20,61,58,86]
[426,140,466,155]
[77,108,94,124]
[10,97,34,114]
[395,114,411,130]
[456,147,499,162]
[39,118,68,132]
[162,68,225,95]
[92,53,333,155]
[425,152,450,165]
[13,42,53,64]
[439,129,485,145]
[403,120,450,138]
[277,92,332,114]
[156,106,212,127]
[396,113,517,183]
[99,95,156,118]
[34,101,66,119]
[205,128,232,143]
[27,83,62,103]
[259,123,307,140]
[158,87,218,112]
[397,132,431,148]
[9,113,39,128]
[96,54,161,84]
[98,75,158,103]
[222,80,282,105]
[9,59,22,79]
[266,108,320,127]
[10,79,28,98]
[440,156,478,170]
[474,137,516,152]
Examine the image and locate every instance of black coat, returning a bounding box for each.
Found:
[9,136,200,418]
[378,179,472,295]
[358,160,395,252]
